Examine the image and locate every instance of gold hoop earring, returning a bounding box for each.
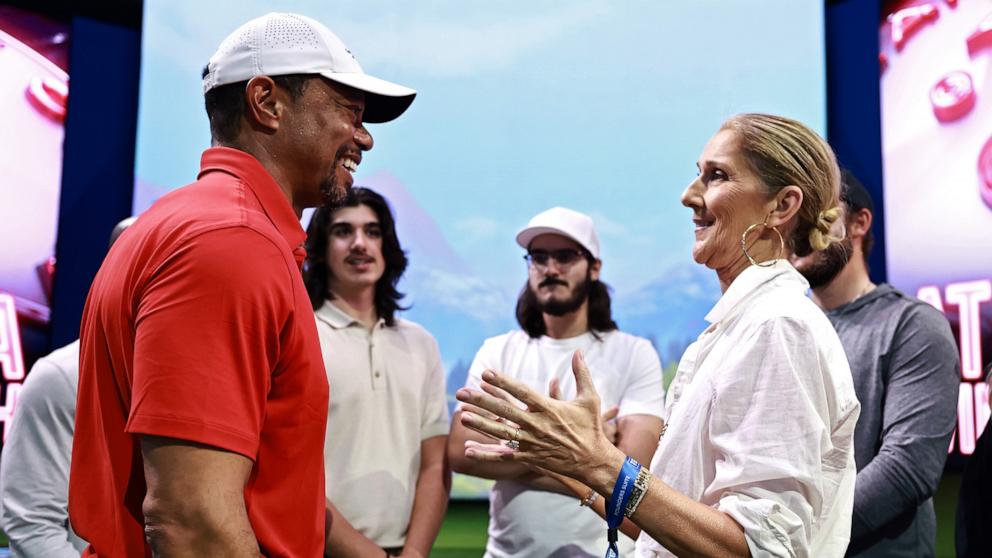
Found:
[740,221,785,268]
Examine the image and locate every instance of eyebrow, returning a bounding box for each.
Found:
[330,220,380,227]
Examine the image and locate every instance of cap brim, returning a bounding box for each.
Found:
[322,72,416,123]
[516,226,580,251]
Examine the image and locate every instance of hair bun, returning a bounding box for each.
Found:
[808,206,843,252]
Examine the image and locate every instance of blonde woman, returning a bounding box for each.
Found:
[457,114,861,558]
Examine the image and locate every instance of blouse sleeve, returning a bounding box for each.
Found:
[706,317,856,557]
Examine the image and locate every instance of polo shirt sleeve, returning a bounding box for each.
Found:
[126,227,295,460]
[617,338,665,419]
[420,332,450,440]
[708,317,853,557]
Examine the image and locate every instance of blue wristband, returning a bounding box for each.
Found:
[604,456,641,558]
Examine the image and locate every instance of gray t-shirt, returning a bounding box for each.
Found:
[825,284,959,557]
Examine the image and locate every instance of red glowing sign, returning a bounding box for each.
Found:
[0,294,25,381]
[0,294,25,441]
[918,282,991,456]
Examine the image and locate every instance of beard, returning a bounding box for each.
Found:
[320,174,347,205]
[531,272,592,317]
[796,236,854,289]
[319,146,351,205]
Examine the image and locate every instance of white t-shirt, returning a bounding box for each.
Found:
[634,261,860,558]
[315,301,450,548]
[463,329,665,558]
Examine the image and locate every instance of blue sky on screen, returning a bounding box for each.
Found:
[135,0,825,401]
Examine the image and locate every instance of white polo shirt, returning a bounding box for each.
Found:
[315,301,450,548]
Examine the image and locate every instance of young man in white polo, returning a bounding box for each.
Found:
[448,206,665,557]
[305,187,450,558]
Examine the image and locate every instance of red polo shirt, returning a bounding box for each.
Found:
[69,147,329,557]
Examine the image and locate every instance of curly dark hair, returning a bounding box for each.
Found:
[304,188,409,325]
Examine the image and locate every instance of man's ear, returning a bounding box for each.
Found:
[590,258,602,281]
[846,207,873,242]
[244,76,286,134]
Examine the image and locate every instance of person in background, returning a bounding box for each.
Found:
[792,169,959,557]
[304,187,450,557]
[449,206,665,557]
[67,12,415,556]
[0,217,134,558]
[955,363,992,558]
[457,113,861,557]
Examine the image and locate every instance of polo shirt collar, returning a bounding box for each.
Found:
[704,259,807,324]
[315,300,386,330]
[197,147,306,255]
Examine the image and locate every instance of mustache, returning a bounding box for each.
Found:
[539,278,568,288]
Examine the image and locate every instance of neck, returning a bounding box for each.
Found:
[227,140,304,217]
[329,285,378,329]
[811,258,874,311]
[542,300,590,339]
[716,251,760,293]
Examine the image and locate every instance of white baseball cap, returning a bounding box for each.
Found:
[202,12,416,123]
[516,207,601,259]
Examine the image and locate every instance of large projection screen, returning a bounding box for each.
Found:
[880,0,991,459]
[135,0,826,497]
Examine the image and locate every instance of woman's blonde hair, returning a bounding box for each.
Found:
[720,113,842,256]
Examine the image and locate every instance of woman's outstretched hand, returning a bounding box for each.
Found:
[455,350,622,488]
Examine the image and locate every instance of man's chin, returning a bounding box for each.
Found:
[320,183,349,206]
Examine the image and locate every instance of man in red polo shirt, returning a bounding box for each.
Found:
[68,13,415,557]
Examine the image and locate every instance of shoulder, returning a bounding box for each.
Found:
[469,330,525,363]
[598,330,655,351]
[169,226,297,287]
[392,318,440,350]
[20,341,80,405]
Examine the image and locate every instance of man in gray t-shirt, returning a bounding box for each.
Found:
[792,171,959,557]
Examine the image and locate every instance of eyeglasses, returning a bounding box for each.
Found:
[523,249,587,268]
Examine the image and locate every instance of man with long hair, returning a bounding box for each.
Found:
[305,187,450,558]
[447,206,665,557]
[792,171,959,557]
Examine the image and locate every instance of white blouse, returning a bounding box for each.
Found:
[635,261,860,558]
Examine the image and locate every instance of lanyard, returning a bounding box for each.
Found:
[604,456,641,558]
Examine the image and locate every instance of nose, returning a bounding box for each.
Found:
[681,177,702,210]
[543,258,564,276]
[350,230,369,251]
[355,125,374,151]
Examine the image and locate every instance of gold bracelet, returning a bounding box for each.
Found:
[624,467,652,517]
[579,489,599,507]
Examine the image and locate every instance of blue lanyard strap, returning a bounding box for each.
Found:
[604,456,642,558]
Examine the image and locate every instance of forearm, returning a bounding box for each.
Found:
[850,446,948,539]
[402,462,450,556]
[325,501,386,557]
[584,447,748,558]
[144,507,258,557]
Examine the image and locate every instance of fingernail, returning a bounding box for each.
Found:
[456,388,470,399]
[461,412,473,422]
[482,370,496,381]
